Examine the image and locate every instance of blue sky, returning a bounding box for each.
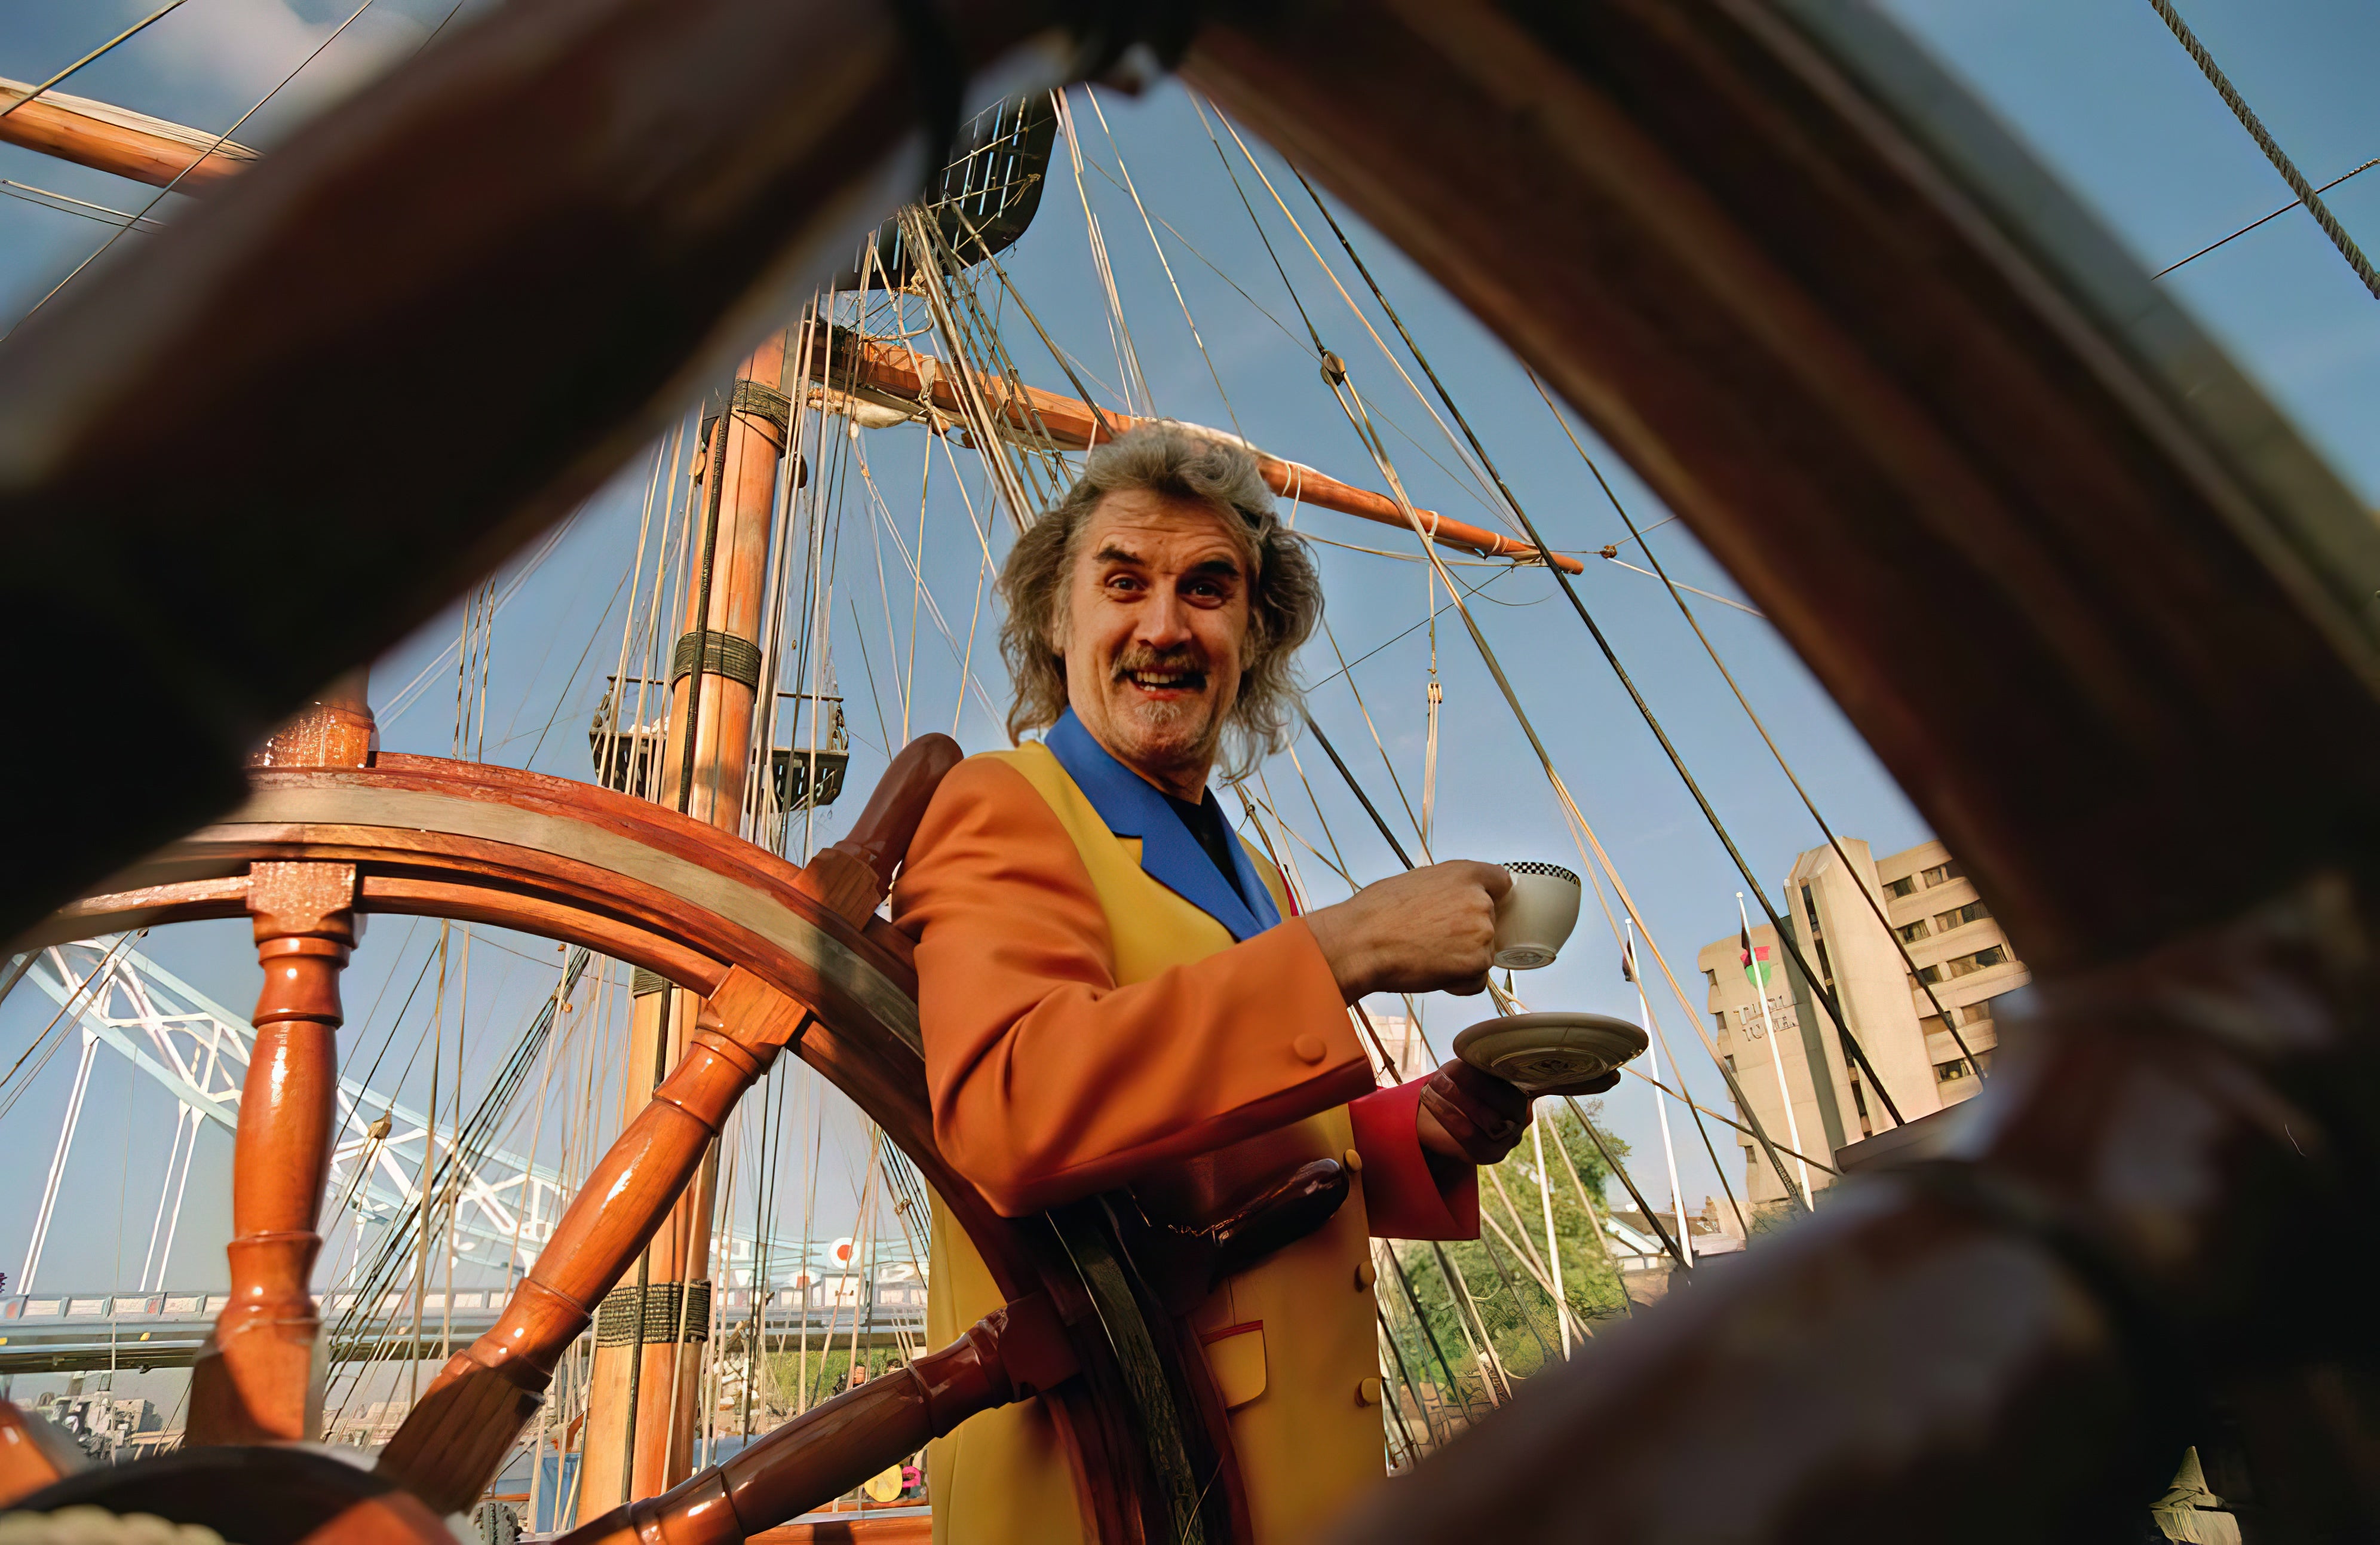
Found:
[0,0,2370,1403]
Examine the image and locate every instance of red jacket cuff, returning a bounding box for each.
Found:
[1348,1077,1479,1240]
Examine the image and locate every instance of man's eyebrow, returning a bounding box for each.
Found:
[1186,555,1244,578]
[1093,544,1146,566]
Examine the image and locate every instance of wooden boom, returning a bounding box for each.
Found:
[0,78,256,192]
[814,328,1584,571]
[0,68,1572,579]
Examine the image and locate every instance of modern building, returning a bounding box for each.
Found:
[35,1390,160,1463]
[1606,1198,1747,1305]
[1695,838,2031,1214]
[1359,1008,1431,1083]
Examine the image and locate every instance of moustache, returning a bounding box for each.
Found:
[1112,647,1209,688]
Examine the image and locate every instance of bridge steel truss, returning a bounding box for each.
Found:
[7,937,839,1307]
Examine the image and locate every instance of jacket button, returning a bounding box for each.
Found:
[1355,1376,1382,1406]
[1292,1034,1327,1064]
[1354,1260,1377,1290]
[1342,1147,1363,1173]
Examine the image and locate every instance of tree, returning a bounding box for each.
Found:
[1379,1103,1630,1425]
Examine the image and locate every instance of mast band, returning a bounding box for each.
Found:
[671,629,763,691]
[595,1280,712,1345]
[700,379,793,445]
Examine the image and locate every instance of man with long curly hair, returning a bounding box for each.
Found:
[894,425,1537,1544]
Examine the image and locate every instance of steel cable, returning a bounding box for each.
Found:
[2146,0,2380,298]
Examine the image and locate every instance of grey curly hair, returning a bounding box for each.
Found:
[998,424,1322,781]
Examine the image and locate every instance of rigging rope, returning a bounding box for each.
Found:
[1210,110,1515,530]
[2156,155,2380,278]
[2146,0,2380,298]
[1053,91,1151,416]
[1318,364,1814,1207]
[1292,173,1912,1131]
[0,0,197,124]
[1237,785,1544,1399]
[1319,621,1431,854]
[1078,85,1244,440]
[902,209,1041,528]
[7,0,380,335]
[1190,96,1326,358]
[1523,370,1990,1086]
[0,179,164,231]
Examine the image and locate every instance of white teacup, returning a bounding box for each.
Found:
[1494,862,1581,969]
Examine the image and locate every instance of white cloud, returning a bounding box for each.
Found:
[121,0,427,143]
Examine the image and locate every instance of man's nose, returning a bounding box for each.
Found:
[1137,588,1194,649]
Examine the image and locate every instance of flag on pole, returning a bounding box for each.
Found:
[1738,922,1773,986]
[1621,935,1637,983]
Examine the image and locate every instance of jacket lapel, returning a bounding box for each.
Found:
[1045,710,1281,942]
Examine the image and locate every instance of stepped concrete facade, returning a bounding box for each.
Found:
[1696,838,2031,1214]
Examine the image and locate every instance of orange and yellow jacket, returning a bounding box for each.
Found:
[893,711,1477,1545]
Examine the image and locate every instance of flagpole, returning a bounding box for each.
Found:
[1625,919,1692,1267]
[1738,893,1816,1209]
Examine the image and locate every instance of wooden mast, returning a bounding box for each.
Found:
[576,332,790,1513]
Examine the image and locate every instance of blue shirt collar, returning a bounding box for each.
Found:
[1044,709,1281,942]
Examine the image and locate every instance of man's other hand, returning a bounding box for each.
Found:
[1417,1059,1532,1166]
[1304,860,1510,1003]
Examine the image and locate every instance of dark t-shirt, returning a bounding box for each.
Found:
[1166,790,1250,906]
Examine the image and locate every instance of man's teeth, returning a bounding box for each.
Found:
[1129,671,1198,687]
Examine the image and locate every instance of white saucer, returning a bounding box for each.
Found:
[1452,1011,1648,1096]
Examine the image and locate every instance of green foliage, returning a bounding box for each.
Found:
[1378,1105,1631,1417]
[759,1343,907,1410]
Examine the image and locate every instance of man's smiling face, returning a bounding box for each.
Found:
[1058,488,1254,801]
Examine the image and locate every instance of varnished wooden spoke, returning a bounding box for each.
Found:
[190,690,375,1446]
[0,1402,87,1504]
[38,738,1237,1541]
[379,734,958,1514]
[559,1295,1078,1545]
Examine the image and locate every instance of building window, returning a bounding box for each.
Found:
[1921,860,1964,888]
[1883,875,1918,899]
[1896,919,1930,944]
[1936,1059,1970,1083]
[1934,899,1989,931]
[1703,968,1718,989]
[1945,945,2008,979]
[1919,1013,1948,1036]
[1723,1054,1737,1073]
[1915,964,1943,985]
[1713,1013,1728,1035]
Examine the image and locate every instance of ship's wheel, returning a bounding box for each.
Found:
[2,0,2378,1541]
[2,732,1249,1544]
